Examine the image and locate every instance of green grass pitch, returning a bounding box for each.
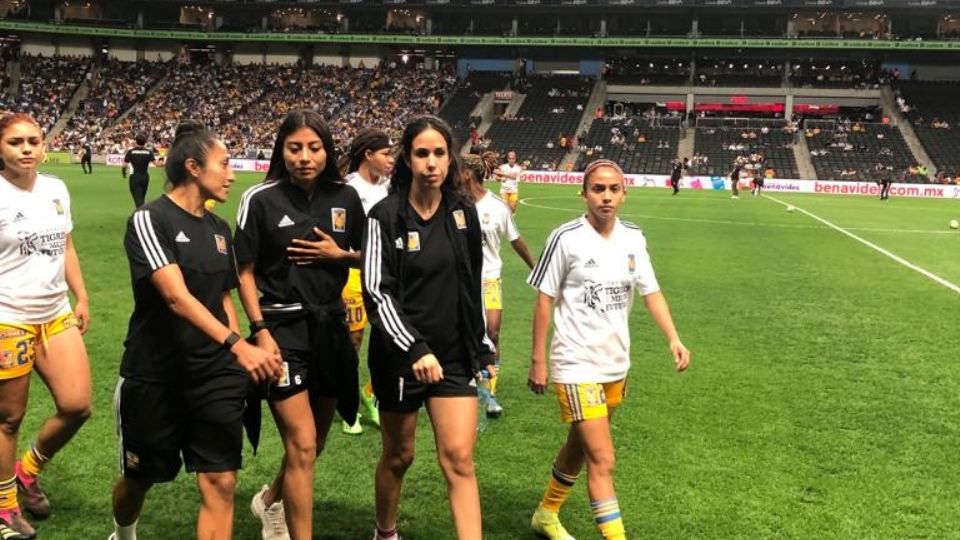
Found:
[16,163,960,539]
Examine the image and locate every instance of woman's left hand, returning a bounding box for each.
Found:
[287,227,343,265]
[484,363,498,379]
[74,298,90,335]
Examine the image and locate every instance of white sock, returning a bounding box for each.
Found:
[114,518,138,540]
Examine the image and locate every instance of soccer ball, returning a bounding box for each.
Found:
[204,199,217,211]
[786,205,795,213]
[950,219,959,230]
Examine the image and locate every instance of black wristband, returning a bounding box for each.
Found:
[222,331,241,350]
[249,320,267,334]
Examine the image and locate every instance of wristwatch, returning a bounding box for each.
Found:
[222,331,242,350]
[250,320,268,335]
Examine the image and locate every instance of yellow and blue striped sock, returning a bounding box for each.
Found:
[539,466,579,513]
[591,497,626,539]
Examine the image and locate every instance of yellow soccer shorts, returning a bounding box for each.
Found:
[0,311,79,380]
[500,191,519,207]
[342,268,367,333]
[554,378,627,423]
[482,277,503,311]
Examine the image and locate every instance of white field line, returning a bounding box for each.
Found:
[518,197,955,235]
[764,194,960,295]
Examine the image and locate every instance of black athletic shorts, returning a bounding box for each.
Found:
[114,369,248,482]
[371,358,477,414]
[261,314,351,401]
[754,178,765,187]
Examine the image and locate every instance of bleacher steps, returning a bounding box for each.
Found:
[46,64,94,143]
[503,92,526,118]
[881,85,937,176]
[6,57,18,95]
[562,79,606,169]
[792,131,817,180]
[677,127,695,162]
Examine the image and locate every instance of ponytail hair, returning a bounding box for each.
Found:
[164,120,218,188]
[338,128,393,178]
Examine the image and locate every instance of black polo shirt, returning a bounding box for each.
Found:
[120,196,240,383]
[234,179,364,311]
[125,146,155,176]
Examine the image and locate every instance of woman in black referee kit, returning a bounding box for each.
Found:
[363,116,497,540]
[234,109,364,540]
[109,121,282,540]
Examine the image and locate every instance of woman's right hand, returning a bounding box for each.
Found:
[411,354,444,384]
[232,341,283,384]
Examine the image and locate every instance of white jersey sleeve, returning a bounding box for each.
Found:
[527,219,581,298]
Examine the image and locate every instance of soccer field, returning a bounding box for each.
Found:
[19,164,960,539]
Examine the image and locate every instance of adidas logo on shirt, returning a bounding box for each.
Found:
[175,231,191,243]
[278,215,295,228]
[585,258,598,268]
[13,212,25,222]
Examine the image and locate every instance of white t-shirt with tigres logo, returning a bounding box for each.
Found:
[527,216,659,384]
[0,173,73,323]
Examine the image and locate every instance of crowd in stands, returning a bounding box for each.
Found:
[0,54,90,134]
[63,60,453,159]
[54,59,168,154]
[694,120,799,179]
[107,61,289,156]
[805,117,927,183]
[575,105,682,173]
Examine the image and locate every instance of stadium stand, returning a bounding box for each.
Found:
[56,59,169,154]
[575,117,681,174]
[484,74,593,170]
[693,120,800,179]
[438,71,511,146]
[102,62,452,158]
[805,120,924,182]
[1,54,90,134]
[894,81,960,178]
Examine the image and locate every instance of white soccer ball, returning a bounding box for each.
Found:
[786,205,795,213]
[950,219,959,230]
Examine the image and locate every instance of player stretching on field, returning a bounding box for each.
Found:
[462,152,535,418]
[527,159,690,540]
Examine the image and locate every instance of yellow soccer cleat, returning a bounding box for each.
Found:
[531,506,576,540]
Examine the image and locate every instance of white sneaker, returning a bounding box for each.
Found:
[250,485,290,540]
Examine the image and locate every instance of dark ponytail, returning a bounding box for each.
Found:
[164,120,218,188]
